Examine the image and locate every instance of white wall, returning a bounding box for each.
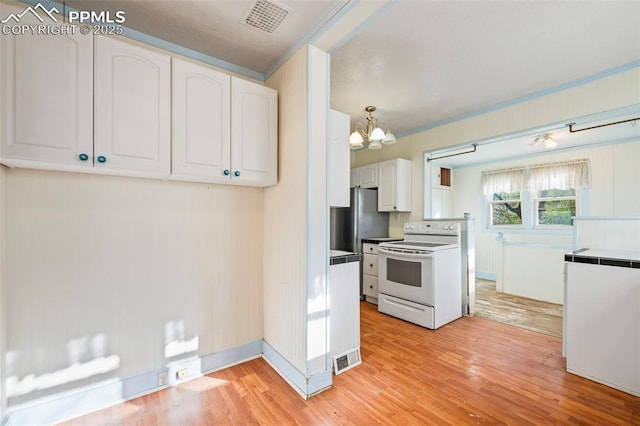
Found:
[3,168,264,406]
[263,46,309,374]
[263,44,332,387]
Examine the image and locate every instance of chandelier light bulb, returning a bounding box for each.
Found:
[350,106,395,150]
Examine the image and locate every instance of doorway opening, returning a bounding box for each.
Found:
[474,279,562,337]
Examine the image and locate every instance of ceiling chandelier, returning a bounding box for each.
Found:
[349,106,396,150]
[531,133,557,149]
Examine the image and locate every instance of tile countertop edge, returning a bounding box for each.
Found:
[329,253,362,265]
[565,248,640,269]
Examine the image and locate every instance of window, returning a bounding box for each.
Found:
[481,159,590,232]
[490,192,523,226]
[535,188,576,226]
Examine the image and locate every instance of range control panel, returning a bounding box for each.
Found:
[404,221,460,235]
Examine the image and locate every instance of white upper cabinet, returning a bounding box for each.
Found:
[328,109,350,207]
[230,77,278,187]
[171,58,231,183]
[0,3,93,170]
[0,23,277,186]
[94,36,171,178]
[378,158,412,212]
[351,164,378,188]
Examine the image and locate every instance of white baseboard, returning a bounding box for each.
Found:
[4,341,263,425]
[261,341,332,400]
[476,271,496,281]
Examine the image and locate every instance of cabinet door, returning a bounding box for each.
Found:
[0,4,93,169]
[328,110,350,207]
[94,36,171,177]
[363,274,378,299]
[231,77,278,187]
[363,254,378,276]
[379,158,412,212]
[359,164,378,188]
[378,160,398,211]
[172,58,231,183]
[350,168,359,187]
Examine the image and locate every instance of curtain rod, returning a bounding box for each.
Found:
[427,144,477,162]
[567,117,639,133]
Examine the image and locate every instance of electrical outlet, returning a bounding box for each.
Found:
[177,368,189,380]
[158,371,169,387]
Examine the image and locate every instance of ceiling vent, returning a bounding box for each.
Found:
[243,0,291,34]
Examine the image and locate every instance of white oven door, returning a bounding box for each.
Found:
[378,247,434,306]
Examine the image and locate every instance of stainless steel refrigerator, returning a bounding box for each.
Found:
[330,187,389,296]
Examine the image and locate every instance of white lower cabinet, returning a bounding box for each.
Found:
[565,260,640,396]
[94,36,171,177]
[329,259,360,370]
[0,3,93,170]
[362,243,380,304]
[171,58,231,183]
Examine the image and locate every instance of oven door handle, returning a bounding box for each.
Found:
[378,247,433,258]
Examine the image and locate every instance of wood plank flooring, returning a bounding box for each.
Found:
[474,279,564,337]
[62,302,639,425]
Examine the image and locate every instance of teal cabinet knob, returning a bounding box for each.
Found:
[97,155,107,163]
[233,170,240,177]
[223,169,230,176]
[78,153,89,161]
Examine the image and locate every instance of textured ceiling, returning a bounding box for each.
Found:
[65,0,342,74]
[58,0,640,141]
[330,1,640,136]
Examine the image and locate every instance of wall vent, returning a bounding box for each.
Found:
[333,347,361,375]
[243,0,291,34]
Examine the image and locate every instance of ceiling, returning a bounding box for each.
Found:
[57,0,640,160]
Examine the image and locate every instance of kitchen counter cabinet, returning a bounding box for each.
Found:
[362,242,382,304]
[329,256,360,370]
[564,249,640,396]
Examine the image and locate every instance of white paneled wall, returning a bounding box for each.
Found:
[499,242,568,303]
[4,168,264,406]
[575,218,640,252]
[0,166,6,417]
[263,47,309,374]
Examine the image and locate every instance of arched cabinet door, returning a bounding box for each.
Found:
[94,36,171,178]
[0,3,93,170]
[230,77,278,187]
[171,58,231,184]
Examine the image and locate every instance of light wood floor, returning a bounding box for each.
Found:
[62,302,639,425]
[474,279,564,337]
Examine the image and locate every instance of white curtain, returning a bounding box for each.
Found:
[481,167,526,195]
[529,159,591,193]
